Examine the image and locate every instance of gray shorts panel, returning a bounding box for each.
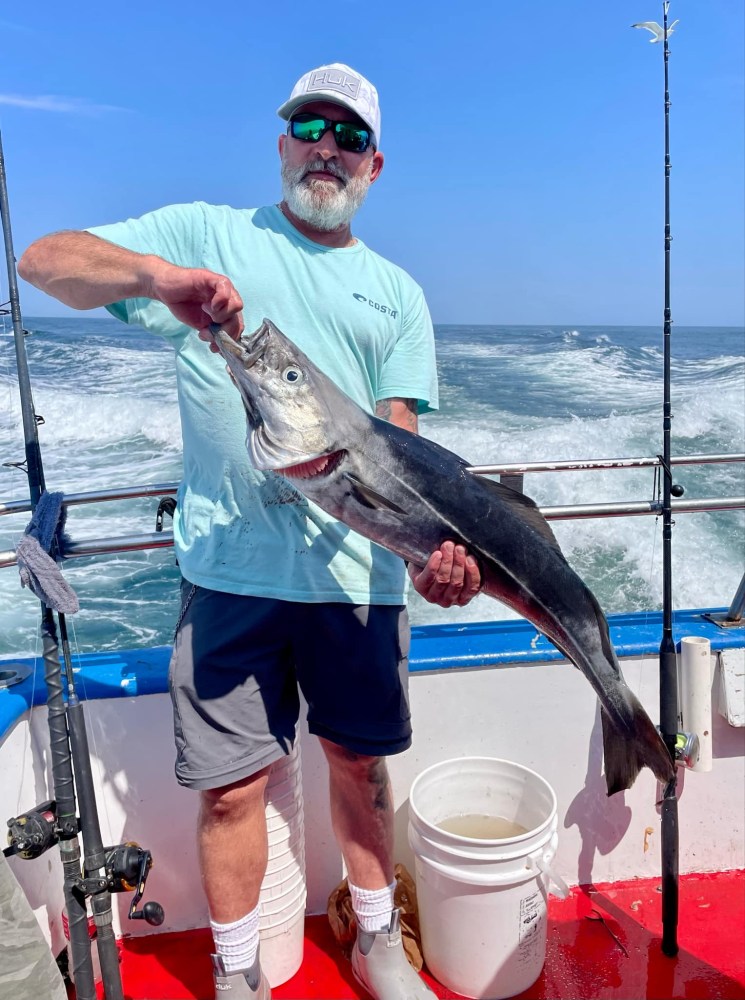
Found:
[169,583,411,790]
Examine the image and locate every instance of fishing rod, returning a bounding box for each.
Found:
[657,0,682,960]
[0,129,100,999]
[634,0,682,957]
[0,131,163,997]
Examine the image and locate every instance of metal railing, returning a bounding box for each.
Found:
[0,452,743,569]
[467,453,745,475]
[0,482,177,517]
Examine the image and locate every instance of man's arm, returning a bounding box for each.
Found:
[18,230,244,339]
[375,397,481,608]
[375,396,418,433]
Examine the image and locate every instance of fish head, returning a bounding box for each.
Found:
[212,318,358,475]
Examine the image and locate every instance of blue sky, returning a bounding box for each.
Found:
[1,0,743,326]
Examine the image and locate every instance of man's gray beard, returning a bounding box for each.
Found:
[281,156,372,231]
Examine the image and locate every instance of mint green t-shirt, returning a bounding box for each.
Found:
[88,202,438,603]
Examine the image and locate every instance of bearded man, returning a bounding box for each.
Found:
[19,63,480,999]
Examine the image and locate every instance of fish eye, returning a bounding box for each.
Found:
[282,366,304,384]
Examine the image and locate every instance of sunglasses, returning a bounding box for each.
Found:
[288,113,373,153]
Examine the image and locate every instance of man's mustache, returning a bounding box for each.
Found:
[300,158,348,185]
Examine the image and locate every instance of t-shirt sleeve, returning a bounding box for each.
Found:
[376,286,439,413]
[86,202,206,337]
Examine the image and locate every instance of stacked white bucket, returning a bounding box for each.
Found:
[259,743,306,987]
[408,757,567,1000]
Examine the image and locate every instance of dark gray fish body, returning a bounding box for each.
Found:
[214,319,675,795]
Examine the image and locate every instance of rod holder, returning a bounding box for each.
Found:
[678,636,712,771]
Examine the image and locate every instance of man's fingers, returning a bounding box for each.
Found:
[194,275,244,336]
[435,541,455,584]
[409,543,481,608]
[225,313,245,338]
[408,551,442,592]
[202,309,244,341]
[447,544,467,589]
[209,278,244,321]
[456,555,482,606]
[196,277,244,351]
[156,266,246,342]
[465,555,481,590]
[197,326,221,353]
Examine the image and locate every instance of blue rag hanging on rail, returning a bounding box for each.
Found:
[16,491,79,614]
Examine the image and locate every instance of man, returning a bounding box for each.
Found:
[19,63,481,999]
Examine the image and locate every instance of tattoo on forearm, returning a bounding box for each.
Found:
[376,397,418,433]
[400,399,418,432]
[375,399,393,421]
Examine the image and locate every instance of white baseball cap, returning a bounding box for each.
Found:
[277,63,381,147]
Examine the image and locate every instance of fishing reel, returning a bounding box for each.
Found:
[673,731,700,769]
[103,842,165,926]
[656,729,700,770]
[4,801,62,859]
[4,805,164,926]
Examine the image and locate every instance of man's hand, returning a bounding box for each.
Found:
[407,541,482,608]
[148,259,244,348]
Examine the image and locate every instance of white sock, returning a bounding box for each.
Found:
[210,905,261,973]
[349,880,396,933]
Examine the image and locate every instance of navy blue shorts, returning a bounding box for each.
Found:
[169,581,412,790]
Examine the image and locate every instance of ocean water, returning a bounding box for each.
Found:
[1,317,743,657]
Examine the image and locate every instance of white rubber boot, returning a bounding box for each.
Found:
[211,951,271,999]
[351,909,437,999]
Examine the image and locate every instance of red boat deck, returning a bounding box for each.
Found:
[87,871,744,1000]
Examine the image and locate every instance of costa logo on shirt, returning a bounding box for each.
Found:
[353,292,399,319]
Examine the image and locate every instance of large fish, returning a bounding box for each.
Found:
[212,319,675,794]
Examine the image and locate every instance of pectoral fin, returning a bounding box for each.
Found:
[345,473,408,517]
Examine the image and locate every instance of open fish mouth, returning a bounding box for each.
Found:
[276,450,345,480]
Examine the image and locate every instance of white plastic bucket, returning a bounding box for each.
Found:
[259,898,306,986]
[259,743,306,987]
[261,851,306,894]
[264,837,304,875]
[265,790,301,824]
[260,879,306,918]
[408,757,566,1000]
[267,816,304,848]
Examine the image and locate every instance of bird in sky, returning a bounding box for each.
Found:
[631,19,680,42]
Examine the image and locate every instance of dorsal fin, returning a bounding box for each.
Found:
[473,475,563,551]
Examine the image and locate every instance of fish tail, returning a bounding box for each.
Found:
[601,698,676,796]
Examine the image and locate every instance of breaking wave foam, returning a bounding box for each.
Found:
[1,319,742,653]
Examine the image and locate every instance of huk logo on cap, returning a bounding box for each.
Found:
[306,69,360,100]
[278,63,381,145]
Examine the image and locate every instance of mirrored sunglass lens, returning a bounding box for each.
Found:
[334,123,370,151]
[291,118,326,142]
